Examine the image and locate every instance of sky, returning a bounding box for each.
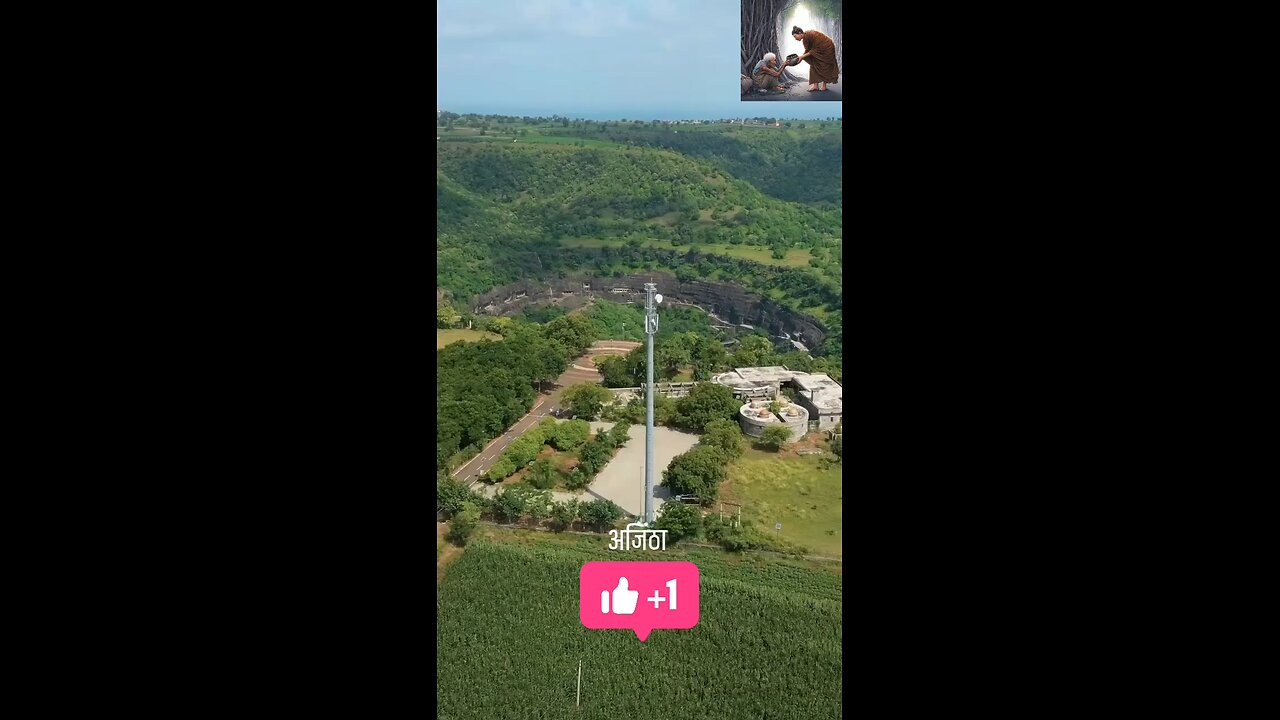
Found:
[436,0,843,120]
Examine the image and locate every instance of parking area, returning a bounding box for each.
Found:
[586,421,701,518]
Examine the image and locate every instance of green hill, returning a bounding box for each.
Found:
[436,141,842,309]
[558,122,843,207]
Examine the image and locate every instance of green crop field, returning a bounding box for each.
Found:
[722,448,844,558]
[436,533,842,719]
[436,328,501,348]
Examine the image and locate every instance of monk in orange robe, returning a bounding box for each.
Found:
[791,26,839,92]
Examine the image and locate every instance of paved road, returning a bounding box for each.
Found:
[452,340,640,486]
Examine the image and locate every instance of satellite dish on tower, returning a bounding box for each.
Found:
[655,294,663,304]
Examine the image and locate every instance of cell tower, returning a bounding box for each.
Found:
[643,282,662,525]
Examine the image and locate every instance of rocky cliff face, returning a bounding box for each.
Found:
[471,272,828,350]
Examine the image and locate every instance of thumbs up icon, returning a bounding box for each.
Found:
[600,577,639,615]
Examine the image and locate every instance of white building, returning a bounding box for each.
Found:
[711,366,843,430]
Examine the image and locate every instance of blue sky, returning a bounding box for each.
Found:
[436,0,842,120]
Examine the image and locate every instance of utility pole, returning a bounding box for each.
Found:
[576,659,582,708]
[643,282,661,525]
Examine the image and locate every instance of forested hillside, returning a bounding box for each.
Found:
[437,142,838,246]
[436,111,843,357]
[557,123,842,207]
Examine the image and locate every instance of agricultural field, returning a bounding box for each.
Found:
[721,445,843,558]
[436,532,841,719]
[435,328,500,348]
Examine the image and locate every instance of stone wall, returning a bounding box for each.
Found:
[471,272,828,350]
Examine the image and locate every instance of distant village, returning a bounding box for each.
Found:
[437,110,839,129]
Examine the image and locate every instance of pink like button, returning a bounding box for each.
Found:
[579,561,700,642]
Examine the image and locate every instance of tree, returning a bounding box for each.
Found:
[662,446,727,504]
[493,486,529,523]
[731,334,775,367]
[488,317,514,336]
[675,382,741,431]
[562,382,613,420]
[436,477,473,516]
[437,305,462,329]
[701,418,745,460]
[550,419,592,450]
[608,421,632,447]
[657,333,695,378]
[544,314,597,356]
[485,457,516,483]
[691,336,728,380]
[504,434,544,468]
[551,498,580,531]
[525,489,554,526]
[831,434,842,459]
[447,501,480,544]
[598,355,635,388]
[564,467,591,490]
[580,499,624,530]
[527,457,560,490]
[655,502,701,543]
[759,425,792,450]
[577,436,612,476]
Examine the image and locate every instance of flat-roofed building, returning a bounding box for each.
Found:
[711,366,843,429]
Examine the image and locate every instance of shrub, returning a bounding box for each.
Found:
[437,477,473,517]
[486,457,517,483]
[505,435,544,467]
[564,467,591,491]
[493,487,529,524]
[447,501,481,545]
[527,457,560,490]
[758,425,792,451]
[551,498,580,531]
[662,446,728,505]
[655,502,702,543]
[608,421,632,446]
[550,419,591,451]
[580,499,624,531]
[701,418,744,460]
[577,437,612,476]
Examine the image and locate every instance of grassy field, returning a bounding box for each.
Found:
[436,328,500,348]
[436,530,841,719]
[721,446,843,558]
[558,236,814,268]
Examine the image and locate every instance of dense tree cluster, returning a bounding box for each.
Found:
[437,322,576,473]
[663,445,729,505]
[561,383,614,421]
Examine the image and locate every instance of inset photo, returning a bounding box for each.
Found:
[740,1,842,101]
